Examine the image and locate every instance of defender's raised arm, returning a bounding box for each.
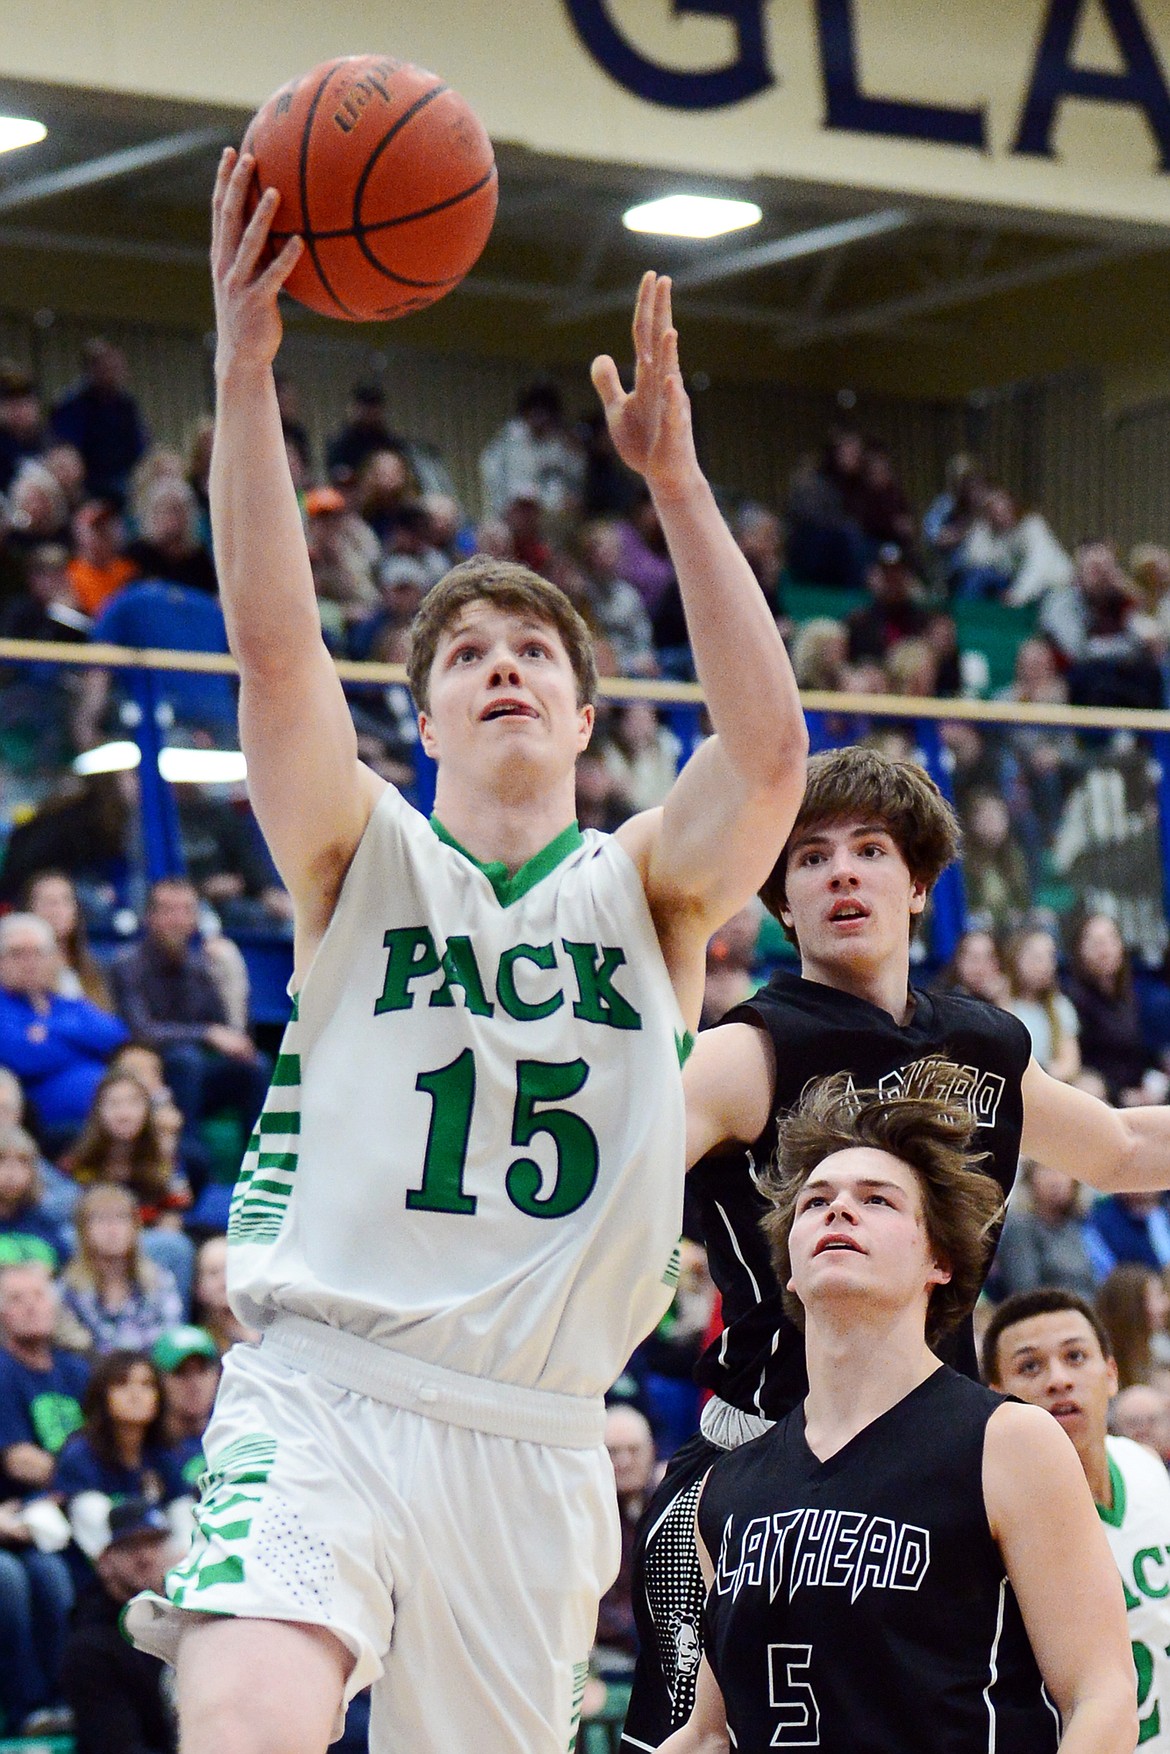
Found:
[209,149,384,965]
[595,274,807,1001]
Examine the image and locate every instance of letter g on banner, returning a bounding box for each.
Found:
[563,0,773,108]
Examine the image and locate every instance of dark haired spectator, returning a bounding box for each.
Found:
[24,870,111,1009]
[67,499,135,616]
[59,1497,178,1754]
[1004,925,1080,1083]
[384,500,449,591]
[856,442,916,559]
[844,545,930,665]
[1095,1260,1170,1389]
[1066,912,1167,1106]
[0,1069,80,1230]
[0,1261,83,1736]
[479,377,584,520]
[274,371,312,479]
[503,484,555,578]
[575,752,633,834]
[953,485,1072,605]
[0,541,90,769]
[922,453,985,591]
[56,1352,189,1568]
[0,1125,71,1271]
[613,487,677,622]
[304,482,379,640]
[125,476,217,597]
[0,913,126,1149]
[0,365,45,496]
[985,1159,1097,1303]
[184,418,214,548]
[1041,540,1164,709]
[60,1186,183,1355]
[0,774,132,909]
[64,1068,194,1247]
[595,1405,657,1667]
[960,791,1032,933]
[108,878,270,1139]
[579,405,640,518]
[174,785,292,933]
[151,1327,219,1485]
[734,503,786,619]
[602,702,681,812]
[355,445,416,545]
[785,428,868,589]
[935,927,1009,1005]
[325,381,405,483]
[49,339,147,504]
[1050,739,1168,966]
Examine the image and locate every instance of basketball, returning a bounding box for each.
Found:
[241,54,498,322]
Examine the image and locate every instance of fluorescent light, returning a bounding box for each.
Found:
[159,748,247,784]
[74,741,139,775]
[73,743,248,783]
[623,195,762,240]
[0,117,46,155]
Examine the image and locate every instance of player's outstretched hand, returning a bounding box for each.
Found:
[591,272,701,501]
[211,147,304,376]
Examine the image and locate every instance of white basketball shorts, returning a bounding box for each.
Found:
[123,1317,619,1753]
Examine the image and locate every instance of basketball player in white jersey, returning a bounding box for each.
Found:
[123,148,807,1754]
[987,1288,1170,1751]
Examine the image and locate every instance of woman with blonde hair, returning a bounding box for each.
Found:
[59,1185,182,1354]
[790,617,848,691]
[1003,925,1081,1084]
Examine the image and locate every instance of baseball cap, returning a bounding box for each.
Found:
[107,1498,171,1548]
[152,1325,219,1373]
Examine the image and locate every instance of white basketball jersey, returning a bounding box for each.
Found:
[227,786,689,1398]
[1100,1435,1170,1751]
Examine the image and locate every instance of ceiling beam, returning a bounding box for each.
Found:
[0,222,206,265]
[774,241,1144,349]
[545,207,913,325]
[0,127,223,215]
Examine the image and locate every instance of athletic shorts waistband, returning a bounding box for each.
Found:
[261,1315,606,1448]
[699,1394,774,1451]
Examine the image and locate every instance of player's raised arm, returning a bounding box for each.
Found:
[1019,1057,1170,1193]
[209,148,385,958]
[594,276,807,963]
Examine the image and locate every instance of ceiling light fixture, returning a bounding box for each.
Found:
[0,117,47,155]
[622,194,762,240]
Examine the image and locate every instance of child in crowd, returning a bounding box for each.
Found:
[0,1126,71,1271]
[59,1186,182,1354]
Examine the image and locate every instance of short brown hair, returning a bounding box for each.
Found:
[980,1288,1112,1387]
[406,557,598,713]
[760,746,961,938]
[761,1063,1002,1348]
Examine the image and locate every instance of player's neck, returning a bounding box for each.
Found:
[1081,1438,1112,1510]
[801,1305,938,1462]
[799,946,914,1025]
[431,772,580,876]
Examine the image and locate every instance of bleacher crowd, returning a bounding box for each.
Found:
[0,337,1168,1747]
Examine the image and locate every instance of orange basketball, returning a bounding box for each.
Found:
[241,54,498,322]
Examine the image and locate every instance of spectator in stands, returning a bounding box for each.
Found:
[60,1186,183,1354]
[151,1326,219,1486]
[576,518,656,677]
[45,443,87,517]
[1004,925,1081,1083]
[921,452,984,591]
[997,636,1077,835]
[1066,912,1168,1106]
[0,913,126,1150]
[174,783,292,934]
[273,371,311,480]
[575,751,634,833]
[959,791,1032,933]
[0,364,45,495]
[0,542,89,768]
[985,1159,1097,1303]
[595,1405,657,1665]
[1111,1383,1170,1465]
[502,484,555,578]
[701,902,762,1029]
[7,459,70,553]
[578,405,639,518]
[304,482,379,639]
[936,927,1010,1005]
[884,636,941,698]
[184,418,214,547]
[24,870,111,1009]
[479,377,583,520]
[616,486,676,618]
[66,499,135,616]
[1087,1200,1170,1283]
[126,447,184,528]
[0,1260,86,1732]
[0,1068,79,1229]
[0,773,132,910]
[325,382,405,484]
[355,445,416,546]
[125,477,217,597]
[77,576,234,746]
[785,428,868,589]
[1041,539,1164,709]
[790,617,849,691]
[56,1351,190,1566]
[192,1237,256,1356]
[59,1496,178,1754]
[602,702,681,812]
[64,1068,193,1233]
[50,339,147,505]
[0,1126,71,1270]
[1050,738,1168,967]
[108,877,270,1140]
[844,545,930,665]
[734,503,785,620]
[1096,1263,1170,1390]
[856,441,916,559]
[952,485,1072,606]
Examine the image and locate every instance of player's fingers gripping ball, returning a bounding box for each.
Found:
[241,54,498,322]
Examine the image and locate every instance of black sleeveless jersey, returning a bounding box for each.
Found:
[698,1368,1059,1754]
[690,969,1032,1419]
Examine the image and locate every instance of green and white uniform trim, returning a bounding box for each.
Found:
[226,786,688,1401]
[1099,1435,1170,1750]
